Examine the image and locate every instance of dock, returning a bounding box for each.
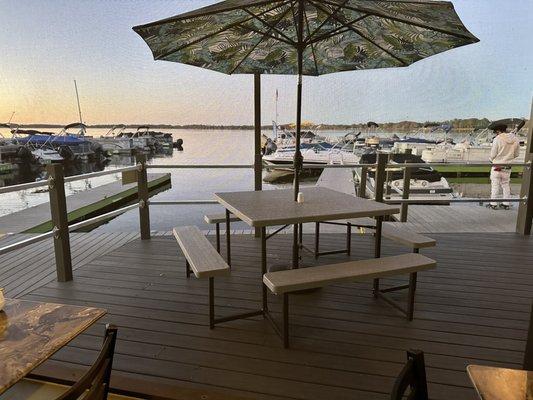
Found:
[0,173,170,234]
[2,231,530,400]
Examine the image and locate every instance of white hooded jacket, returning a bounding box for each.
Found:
[490,132,520,164]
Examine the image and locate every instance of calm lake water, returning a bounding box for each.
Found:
[0,128,511,232]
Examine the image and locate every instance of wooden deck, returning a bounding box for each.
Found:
[8,231,530,400]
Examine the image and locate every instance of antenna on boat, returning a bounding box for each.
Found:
[73,79,83,124]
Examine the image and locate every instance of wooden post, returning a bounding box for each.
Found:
[374,152,387,202]
[400,163,412,223]
[254,73,262,238]
[46,164,72,282]
[359,166,367,198]
[385,153,392,197]
[136,154,150,240]
[516,101,533,235]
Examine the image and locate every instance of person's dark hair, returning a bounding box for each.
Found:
[492,124,507,133]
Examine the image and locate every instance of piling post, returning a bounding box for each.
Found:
[46,163,73,282]
[254,73,262,238]
[374,152,387,203]
[400,149,412,223]
[516,101,533,235]
[136,153,151,240]
[359,166,367,198]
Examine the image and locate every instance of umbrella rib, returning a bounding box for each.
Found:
[310,0,409,66]
[306,15,368,45]
[229,5,296,74]
[321,0,477,41]
[153,1,291,60]
[303,6,320,75]
[304,0,351,43]
[243,6,297,46]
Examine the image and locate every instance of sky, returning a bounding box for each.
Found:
[0,0,532,126]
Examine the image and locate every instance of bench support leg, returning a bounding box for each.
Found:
[375,272,419,320]
[283,293,289,348]
[261,226,268,312]
[209,277,215,329]
[407,272,417,321]
[373,216,383,298]
[225,209,231,267]
[185,260,191,278]
[215,223,221,253]
[312,221,358,258]
[346,222,352,256]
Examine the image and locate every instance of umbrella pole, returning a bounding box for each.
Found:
[292,0,304,269]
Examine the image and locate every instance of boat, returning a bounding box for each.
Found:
[55,123,99,162]
[96,125,135,154]
[353,152,454,203]
[420,119,526,164]
[118,126,156,152]
[11,128,64,164]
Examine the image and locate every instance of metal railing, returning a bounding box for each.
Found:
[1,150,532,282]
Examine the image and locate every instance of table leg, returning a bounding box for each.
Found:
[261,226,268,312]
[373,216,383,298]
[292,223,299,269]
[225,209,231,267]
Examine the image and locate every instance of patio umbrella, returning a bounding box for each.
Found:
[133,0,478,266]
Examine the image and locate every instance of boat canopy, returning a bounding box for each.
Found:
[64,122,88,130]
[366,121,379,128]
[488,118,525,131]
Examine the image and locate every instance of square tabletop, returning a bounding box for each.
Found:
[0,299,105,394]
[214,187,399,227]
[467,365,532,400]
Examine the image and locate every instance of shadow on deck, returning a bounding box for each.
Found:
[21,232,532,400]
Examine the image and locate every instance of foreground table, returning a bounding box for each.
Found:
[467,365,532,400]
[0,299,105,394]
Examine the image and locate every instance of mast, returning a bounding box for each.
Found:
[8,111,15,124]
[74,80,83,124]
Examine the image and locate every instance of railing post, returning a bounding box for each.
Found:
[46,163,72,282]
[516,101,533,235]
[136,154,151,240]
[359,166,367,198]
[374,152,387,203]
[254,73,262,238]
[385,153,392,197]
[400,166,411,222]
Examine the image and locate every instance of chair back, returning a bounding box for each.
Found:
[57,325,118,400]
[391,350,429,400]
[524,302,533,370]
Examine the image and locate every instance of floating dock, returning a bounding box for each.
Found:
[0,173,170,234]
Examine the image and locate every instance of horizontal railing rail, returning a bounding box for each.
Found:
[383,197,526,205]
[147,164,253,169]
[0,230,56,256]
[149,200,219,205]
[67,203,140,232]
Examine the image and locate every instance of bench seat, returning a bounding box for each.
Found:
[263,253,437,347]
[173,226,229,279]
[264,253,435,294]
[203,213,241,224]
[382,225,436,249]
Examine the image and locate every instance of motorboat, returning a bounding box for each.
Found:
[96,125,135,154]
[353,152,454,202]
[55,123,100,162]
[118,126,156,152]
[11,128,64,164]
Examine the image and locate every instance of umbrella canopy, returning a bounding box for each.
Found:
[133,0,478,76]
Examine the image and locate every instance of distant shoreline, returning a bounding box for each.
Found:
[7,117,528,133]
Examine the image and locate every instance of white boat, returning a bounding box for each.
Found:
[353,152,454,202]
[31,148,64,164]
[96,125,134,154]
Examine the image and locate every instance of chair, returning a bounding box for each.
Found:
[391,350,429,400]
[56,324,118,400]
[524,302,533,370]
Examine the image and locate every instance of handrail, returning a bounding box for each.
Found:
[149,200,218,205]
[0,179,49,194]
[0,230,55,256]
[147,164,253,169]
[383,197,526,205]
[64,165,139,183]
[386,162,531,168]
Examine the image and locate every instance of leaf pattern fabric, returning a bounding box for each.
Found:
[133,0,479,76]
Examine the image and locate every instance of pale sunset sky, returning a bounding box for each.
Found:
[0,0,532,126]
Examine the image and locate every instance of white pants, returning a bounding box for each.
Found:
[490,168,512,206]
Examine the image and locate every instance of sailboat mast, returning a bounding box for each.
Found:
[74,79,83,124]
[8,111,15,124]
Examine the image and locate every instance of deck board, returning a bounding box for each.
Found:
[11,232,532,400]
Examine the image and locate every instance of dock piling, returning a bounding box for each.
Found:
[136,154,151,240]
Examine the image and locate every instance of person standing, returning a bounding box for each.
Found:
[488,124,520,210]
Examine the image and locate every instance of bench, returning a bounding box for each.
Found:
[204,212,241,253]
[173,226,262,328]
[263,253,437,347]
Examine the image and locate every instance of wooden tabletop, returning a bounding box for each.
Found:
[467,365,532,400]
[214,187,399,227]
[0,299,105,394]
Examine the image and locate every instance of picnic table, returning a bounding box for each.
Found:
[0,298,105,394]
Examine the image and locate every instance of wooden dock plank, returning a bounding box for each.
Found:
[14,232,532,400]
